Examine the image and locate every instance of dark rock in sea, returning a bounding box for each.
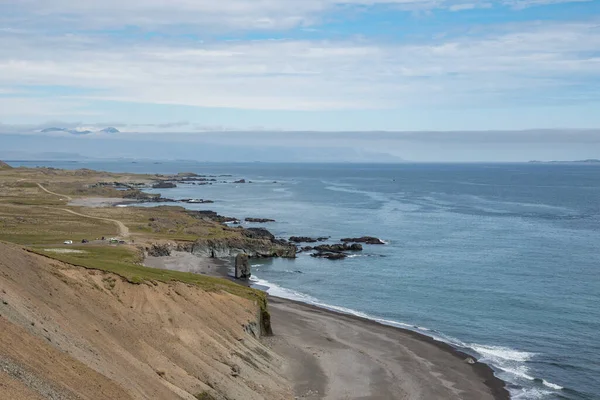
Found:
[302,246,314,251]
[233,179,246,184]
[235,253,251,279]
[289,236,330,243]
[341,236,385,245]
[311,252,347,260]
[314,243,363,252]
[245,218,276,223]
[152,182,177,189]
[147,243,171,257]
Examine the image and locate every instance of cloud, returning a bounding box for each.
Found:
[0,20,599,117]
[0,0,591,33]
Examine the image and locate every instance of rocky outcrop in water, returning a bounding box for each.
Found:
[341,236,385,245]
[152,182,177,189]
[313,243,363,252]
[245,218,276,223]
[233,179,246,184]
[289,236,329,243]
[311,252,347,260]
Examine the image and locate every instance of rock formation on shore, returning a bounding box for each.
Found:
[187,210,240,224]
[176,227,297,259]
[235,253,251,279]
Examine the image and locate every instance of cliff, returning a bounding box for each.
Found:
[173,228,297,259]
[186,236,296,258]
[0,242,292,400]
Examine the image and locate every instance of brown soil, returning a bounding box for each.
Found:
[0,242,292,400]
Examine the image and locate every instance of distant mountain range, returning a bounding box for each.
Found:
[529,159,600,164]
[40,127,120,135]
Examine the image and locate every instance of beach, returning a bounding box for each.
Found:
[267,296,508,400]
[145,252,508,399]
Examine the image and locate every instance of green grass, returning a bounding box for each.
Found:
[0,205,117,245]
[29,245,270,332]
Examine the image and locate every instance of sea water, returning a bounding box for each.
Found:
[13,161,600,400]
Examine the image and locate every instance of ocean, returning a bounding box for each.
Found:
[12,161,600,400]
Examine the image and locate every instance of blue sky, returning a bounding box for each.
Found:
[1,0,600,132]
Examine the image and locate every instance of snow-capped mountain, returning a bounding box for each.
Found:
[40,127,120,135]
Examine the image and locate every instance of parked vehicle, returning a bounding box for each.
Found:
[63,240,73,245]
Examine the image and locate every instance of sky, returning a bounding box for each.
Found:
[1,0,600,161]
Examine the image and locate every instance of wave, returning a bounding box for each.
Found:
[470,344,535,363]
[512,387,555,400]
[542,380,564,390]
[252,276,565,399]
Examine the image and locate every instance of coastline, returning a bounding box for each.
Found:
[267,295,510,400]
[143,251,510,399]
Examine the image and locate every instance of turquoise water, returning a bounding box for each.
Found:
[13,161,600,399]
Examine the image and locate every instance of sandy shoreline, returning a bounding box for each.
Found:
[145,252,509,399]
[268,296,509,400]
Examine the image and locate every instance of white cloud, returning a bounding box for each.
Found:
[0,0,591,32]
[1,20,599,115]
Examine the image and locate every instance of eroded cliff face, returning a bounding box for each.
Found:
[191,237,296,258]
[0,242,292,400]
[174,229,297,259]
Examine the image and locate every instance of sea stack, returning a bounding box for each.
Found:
[235,253,251,279]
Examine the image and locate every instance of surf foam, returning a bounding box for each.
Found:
[253,276,563,399]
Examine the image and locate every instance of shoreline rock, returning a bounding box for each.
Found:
[235,254,251,279]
